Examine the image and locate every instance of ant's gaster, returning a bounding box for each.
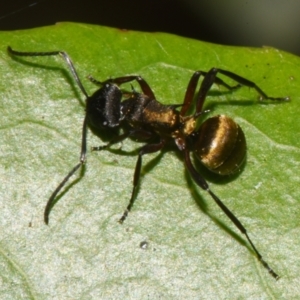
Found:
[8,46,290,279]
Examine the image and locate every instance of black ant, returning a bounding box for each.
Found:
[7,46,289,279]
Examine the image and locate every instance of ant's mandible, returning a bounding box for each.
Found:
[8,46,289,280]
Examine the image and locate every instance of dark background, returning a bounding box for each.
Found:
[1,0,300,55]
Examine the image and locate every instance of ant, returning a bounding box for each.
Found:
[8,46,289,279]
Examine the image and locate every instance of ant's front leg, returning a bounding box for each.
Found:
[88,75,156,99]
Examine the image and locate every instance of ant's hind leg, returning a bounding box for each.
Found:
[183,148,279,280]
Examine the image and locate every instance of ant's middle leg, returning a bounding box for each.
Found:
[92,129,155,151]
[195,68,289,113]
[118,138,166,223]
[180,70,241,116]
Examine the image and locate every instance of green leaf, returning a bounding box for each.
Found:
[1,22,300,299]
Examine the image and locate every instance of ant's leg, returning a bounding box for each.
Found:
[91,132,131,152]
[92,129,155,151]
[195,67,289,113]
[216,68,290,101]
[183,148,279,280]
[180,71,241,116]
[7,46,88,98]
[88,75,156,99]
[44,116,89,224]
[119,139,166,223]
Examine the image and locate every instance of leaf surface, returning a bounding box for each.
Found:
[0,22,300,299]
